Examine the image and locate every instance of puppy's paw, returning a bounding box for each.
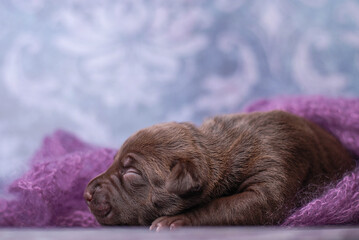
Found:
[150,214,192,232]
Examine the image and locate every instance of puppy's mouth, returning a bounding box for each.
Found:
[90,203,112,219]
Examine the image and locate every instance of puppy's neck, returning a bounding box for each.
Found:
[198,121,250,198]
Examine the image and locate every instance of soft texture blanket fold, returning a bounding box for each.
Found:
[0,96,358,227]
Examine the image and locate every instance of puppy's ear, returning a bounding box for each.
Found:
[165,160,204,198]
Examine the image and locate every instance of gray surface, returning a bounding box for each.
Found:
[1,227,359,240]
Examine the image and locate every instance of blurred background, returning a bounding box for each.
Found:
[1,0,359,192]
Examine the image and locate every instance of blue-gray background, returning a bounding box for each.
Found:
[1,0,359,191]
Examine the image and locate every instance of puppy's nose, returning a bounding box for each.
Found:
[84,186,112,218]
[84,190,93,202]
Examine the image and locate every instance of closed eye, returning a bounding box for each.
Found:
[123,167,141,178]
[122,167,146,187]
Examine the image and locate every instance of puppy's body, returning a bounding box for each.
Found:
[85,111,354,228]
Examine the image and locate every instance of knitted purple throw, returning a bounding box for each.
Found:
[0,96,358,227]
[245,96,359,226]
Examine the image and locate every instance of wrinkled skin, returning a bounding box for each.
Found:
[84,111,354,230]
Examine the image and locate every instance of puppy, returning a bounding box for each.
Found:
[84,110,354,229]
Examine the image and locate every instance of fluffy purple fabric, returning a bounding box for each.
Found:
[0,131,115,227]
[245,96,359,226]
[0,96,358,227]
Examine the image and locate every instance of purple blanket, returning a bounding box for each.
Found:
[1,96,358,227]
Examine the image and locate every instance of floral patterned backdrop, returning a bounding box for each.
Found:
[1,0,359,192]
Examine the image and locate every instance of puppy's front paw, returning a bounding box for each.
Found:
[150,214,192,231]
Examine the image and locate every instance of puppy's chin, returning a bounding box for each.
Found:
[94,211,135,226]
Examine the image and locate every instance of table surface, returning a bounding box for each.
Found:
[1,227,359,240]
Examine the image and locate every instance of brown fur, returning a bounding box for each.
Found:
[84,111,355,229]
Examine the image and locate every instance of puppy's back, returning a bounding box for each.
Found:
[200,110,354,207]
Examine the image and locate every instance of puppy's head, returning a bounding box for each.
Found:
[84,122,210,225]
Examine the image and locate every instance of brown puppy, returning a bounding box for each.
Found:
[84,110,354,229]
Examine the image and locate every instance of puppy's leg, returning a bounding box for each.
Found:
[150,171,299,230]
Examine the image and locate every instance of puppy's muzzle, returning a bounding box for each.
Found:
[84,184,112,218]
